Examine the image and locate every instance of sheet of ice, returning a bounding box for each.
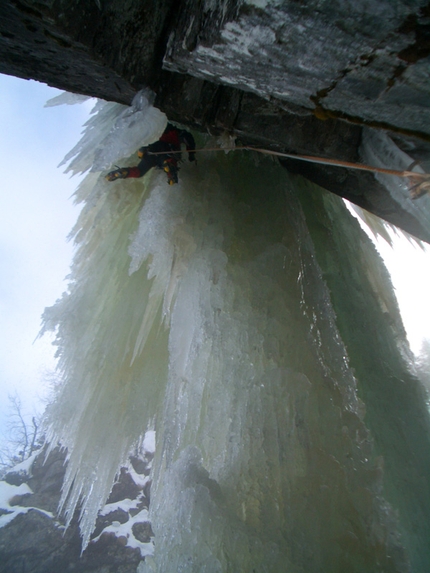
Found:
[139,154,412,572]
[40,94,430,569]
[42,136,424,568]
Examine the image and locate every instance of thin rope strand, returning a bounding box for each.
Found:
[147,145,429,180]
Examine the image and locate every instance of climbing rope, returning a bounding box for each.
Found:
[147,145,430,199]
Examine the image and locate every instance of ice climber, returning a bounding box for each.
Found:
[105,123,196,185]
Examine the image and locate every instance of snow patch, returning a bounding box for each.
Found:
[142,431,155,454]
[128,466,151,489]
[7,451,38,475]
[99,497,142,517]
[93,501,154,558]
[0,480,53,528]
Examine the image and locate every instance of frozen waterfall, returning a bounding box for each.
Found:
[41,92,430,572]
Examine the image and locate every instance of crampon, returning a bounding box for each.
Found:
[105,167,129,182]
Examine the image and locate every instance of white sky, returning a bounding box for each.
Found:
[0,73,429,440]
[372,232,430,354]
[0,74,93,434]
[343,204,430,355]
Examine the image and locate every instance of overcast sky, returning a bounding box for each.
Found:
[0,72,429,442]
[373,231,430,353]
[0,74,93,434]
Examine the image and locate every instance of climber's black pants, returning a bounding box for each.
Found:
[136,141,176,177]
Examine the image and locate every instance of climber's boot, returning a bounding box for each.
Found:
[105,167,130,182]
[163,159,179,185]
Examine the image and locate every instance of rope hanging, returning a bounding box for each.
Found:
[147,145,430,199]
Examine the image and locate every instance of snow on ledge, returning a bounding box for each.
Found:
[0,480,53,529]
[92,504,154,558]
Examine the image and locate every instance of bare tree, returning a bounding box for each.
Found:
[0,393,44,476]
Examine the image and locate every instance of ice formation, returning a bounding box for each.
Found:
[40,93,430,571]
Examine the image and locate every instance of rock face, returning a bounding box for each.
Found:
[0,447,153,573]
[165,0,430,138]
[1,0,430,241]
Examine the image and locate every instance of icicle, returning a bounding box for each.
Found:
[58,89,167,176]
